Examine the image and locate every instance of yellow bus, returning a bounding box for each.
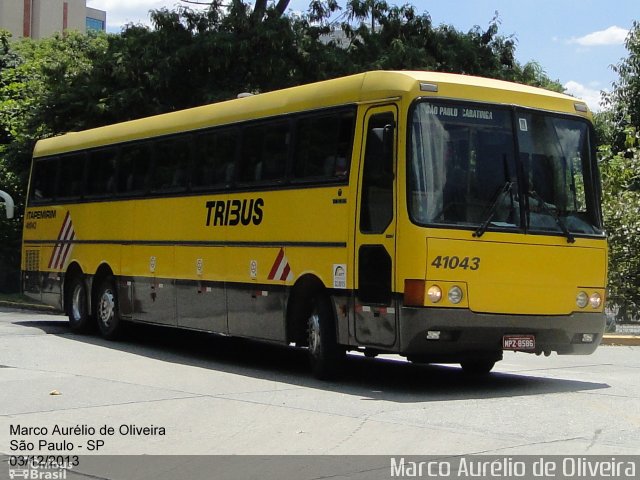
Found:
[22,71,607,378]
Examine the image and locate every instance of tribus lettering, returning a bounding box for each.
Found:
[205,198,264,226]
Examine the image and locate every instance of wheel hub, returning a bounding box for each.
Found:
[308,313,321,354]
[98,290,115,326]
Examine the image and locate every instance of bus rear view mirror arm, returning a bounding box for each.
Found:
[0,190,14,219]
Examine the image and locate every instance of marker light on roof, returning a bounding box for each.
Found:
[420,83,438,92]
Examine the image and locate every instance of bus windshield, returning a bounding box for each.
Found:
[408,100,602,237]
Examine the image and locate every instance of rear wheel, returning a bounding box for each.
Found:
[95,277,123,340]
[66,276,91,332]
[307,294,344,380]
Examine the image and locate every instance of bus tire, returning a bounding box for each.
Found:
[95,276,123,340]
[460,359,495,375]
[307,294,343,380]
[66,275,92,332]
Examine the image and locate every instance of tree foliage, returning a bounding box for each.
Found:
[597,21,640,322]
[601,21,640,152]
[599,134,640,322]
[0,30,107,290]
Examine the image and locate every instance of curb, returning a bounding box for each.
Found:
[0,300,56,313]
[601,335,640,346]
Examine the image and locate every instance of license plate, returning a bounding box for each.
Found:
[503,334,536,351]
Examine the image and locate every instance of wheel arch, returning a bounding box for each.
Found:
[286,273,333,345]
[91,263,115,311]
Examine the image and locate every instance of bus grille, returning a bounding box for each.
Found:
[25,250,40,271]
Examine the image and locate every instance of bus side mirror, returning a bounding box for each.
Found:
[0,190,15,219]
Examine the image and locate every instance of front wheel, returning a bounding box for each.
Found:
[95,277,123,340]
[66,276,92,332]
[307,294,344,380]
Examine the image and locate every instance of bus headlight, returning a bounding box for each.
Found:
[427,285,442,303]
[589,293,602,309]
[448,286,463,304]
[576,291,588,309]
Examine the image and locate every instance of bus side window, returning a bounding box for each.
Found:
[293,110,355,181]
[153,136,190,192]
[119,143,151,195]
[192,128,238,190]
[239,121,289,184]
[57,153,86,200]
[30,158,58,202]
[86,148,117,197]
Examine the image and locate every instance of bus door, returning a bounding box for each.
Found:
[354,107,398,348]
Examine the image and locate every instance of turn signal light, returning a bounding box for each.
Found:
[404,279,425,306]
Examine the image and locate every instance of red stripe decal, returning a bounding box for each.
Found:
[268,248,285,280]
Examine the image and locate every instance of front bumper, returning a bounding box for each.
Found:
[399,306,605,363]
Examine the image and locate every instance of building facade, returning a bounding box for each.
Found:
[0,0,106,39]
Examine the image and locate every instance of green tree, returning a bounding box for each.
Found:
[336,4,561,89]
[597,21,640,322]
[601,21,640,151]
[0,31,106,291]
[52,2,562,125]
[179,0,292,19]
[599,130,640,322]
[0,31,28,291]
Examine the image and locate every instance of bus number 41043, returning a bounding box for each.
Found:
[431,255,480,271]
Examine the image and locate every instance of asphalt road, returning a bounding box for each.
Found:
[1,307,638,463]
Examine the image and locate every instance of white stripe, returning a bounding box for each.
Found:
[274,256,287,280]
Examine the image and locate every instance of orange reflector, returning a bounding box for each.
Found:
[404,279,425,306]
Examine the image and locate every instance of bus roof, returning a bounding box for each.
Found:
[33,70,590,157]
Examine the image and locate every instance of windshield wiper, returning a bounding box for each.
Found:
[528,190,575,243]
[473,181,514,238]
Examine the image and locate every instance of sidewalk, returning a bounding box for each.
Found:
[0,299,55,312]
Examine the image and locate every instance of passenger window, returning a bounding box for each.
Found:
[118,143,151,194]
[30,158,58,201]
[86,149,117,197]
[294,110,355,181]
[58,153,86,199]
[239,122,289,183]
[192,128,238,189]
[152,137,190,192]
